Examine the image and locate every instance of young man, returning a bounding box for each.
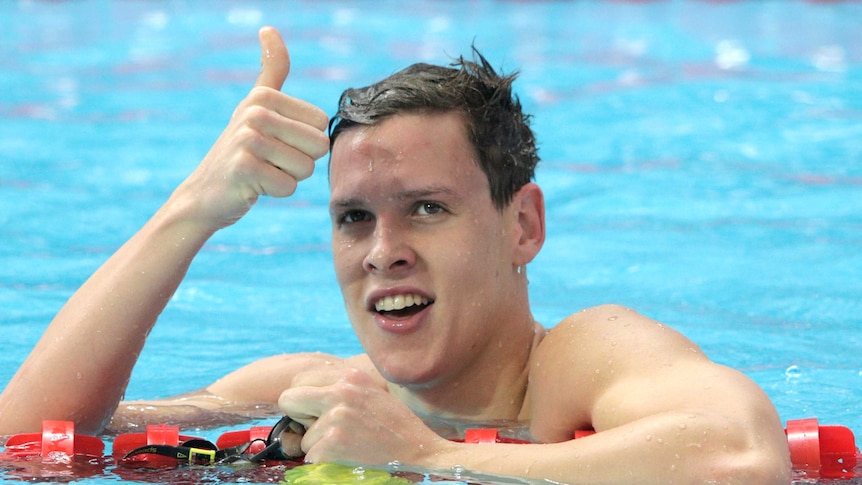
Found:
[0,27,790,484]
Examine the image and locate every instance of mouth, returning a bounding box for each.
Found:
[373,293,434,319]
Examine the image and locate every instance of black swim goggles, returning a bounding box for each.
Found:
[120,415,306,466]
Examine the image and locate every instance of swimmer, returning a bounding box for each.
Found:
[0,27,791,484]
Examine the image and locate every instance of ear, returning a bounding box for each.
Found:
[510,182,545,266]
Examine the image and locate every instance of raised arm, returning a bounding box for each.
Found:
[0,27,329,437]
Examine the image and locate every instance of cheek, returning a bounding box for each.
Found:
[439,232,502,282]
[332,238,364,286]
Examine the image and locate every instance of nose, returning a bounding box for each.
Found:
[362,221,415,275]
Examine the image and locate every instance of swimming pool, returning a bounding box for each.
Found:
[1,0,860,483]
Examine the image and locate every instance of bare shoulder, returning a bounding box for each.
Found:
[529,304,790,478]
[528,304,716,440]
[539,304,706,359]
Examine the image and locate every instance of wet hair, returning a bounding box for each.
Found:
[328,49,539,211]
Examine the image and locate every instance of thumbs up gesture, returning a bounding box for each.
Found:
[174,27,330,230]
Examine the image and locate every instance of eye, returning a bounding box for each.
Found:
[415,201,445,216]
[338,209,372,225]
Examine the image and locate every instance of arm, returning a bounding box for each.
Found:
[106,352,356,434]
[0,27,329,436]
[281,305,791,484]
[478,304,792,484]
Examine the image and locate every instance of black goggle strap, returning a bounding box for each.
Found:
[122,439,225,465]
[248,415,307,463]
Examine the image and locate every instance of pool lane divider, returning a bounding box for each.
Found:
[1,417,858,478]
[2,419,104,460]
[785,417,858,479]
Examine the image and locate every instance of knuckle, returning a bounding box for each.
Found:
[294,158,315,181]
[234,126,266,154]
[243,104,271,126]
[328,405,353,423]
[311,109,330,132]
[273,179,299,198]
[277,388,294,409]
[246,85,275,103]
[339,367,366,383]
[310,132,331,160]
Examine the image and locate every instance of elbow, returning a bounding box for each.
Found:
[719,453,791,485]
[702,435,792,485]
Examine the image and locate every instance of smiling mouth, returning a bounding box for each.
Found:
[374,293,433,318]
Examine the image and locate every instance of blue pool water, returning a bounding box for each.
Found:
[1,1,860,483]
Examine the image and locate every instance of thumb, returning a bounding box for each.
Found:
[254,26,290,90]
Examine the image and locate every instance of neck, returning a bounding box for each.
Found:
[390,319,546,422]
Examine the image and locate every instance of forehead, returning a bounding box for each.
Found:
[328,112,487,199]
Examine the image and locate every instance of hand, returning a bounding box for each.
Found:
[174,26,329,230]
[278,368,447,465]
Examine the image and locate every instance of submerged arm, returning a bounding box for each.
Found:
[0,27,329,437]
[105,352,363,434]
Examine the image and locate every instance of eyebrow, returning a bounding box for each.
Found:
[329,185,461,213]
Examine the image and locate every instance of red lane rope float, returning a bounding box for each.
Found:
[1,419,104,461]
[216,424,272,455]
[1,417,858,479]
[785,417,858,479]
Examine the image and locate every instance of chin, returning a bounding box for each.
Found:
[373,355,445,389]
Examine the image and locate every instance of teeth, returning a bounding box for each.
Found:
[375,293,430,312]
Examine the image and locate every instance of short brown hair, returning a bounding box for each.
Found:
[329,49,539,210]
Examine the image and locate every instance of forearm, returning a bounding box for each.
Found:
[0,196,214,435]
[422,412,790,485]
[0,27,327,438]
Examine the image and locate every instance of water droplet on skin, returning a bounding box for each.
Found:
[678,423,687,430]
[76,372,82,380]
[608,316,618,321]
[645,434,652,442]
